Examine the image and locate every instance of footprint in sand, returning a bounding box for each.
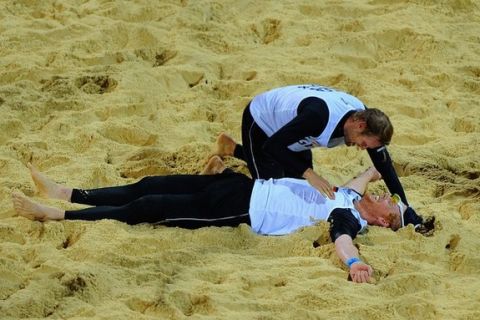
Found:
[75,75,118,94]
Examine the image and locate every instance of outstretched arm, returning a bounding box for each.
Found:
[335,234,373,283]
[328,209,373,283]
[342,166,382,195]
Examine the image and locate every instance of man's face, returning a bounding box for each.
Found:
[362,193,400,227]
[344,121,383,149]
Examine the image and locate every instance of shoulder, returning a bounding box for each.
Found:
[298,97,329,117]
[327,208,362,241]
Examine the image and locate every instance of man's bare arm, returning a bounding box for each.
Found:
[341,167,381,195]
[335,234,373,283]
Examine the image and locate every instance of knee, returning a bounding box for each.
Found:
[127,195,161,224]
[135,176,162,190]
[133,195,157,212]
[137,176,154,186]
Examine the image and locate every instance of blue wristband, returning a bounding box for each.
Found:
[346,257,362,268]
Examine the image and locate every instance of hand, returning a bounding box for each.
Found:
[365,167,382,182]
[349,262,373,283]
[303,168,335,199]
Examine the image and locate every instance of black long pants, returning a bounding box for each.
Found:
[65,170,254,228]
[233,104,311,179]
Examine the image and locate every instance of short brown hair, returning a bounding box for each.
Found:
[352,108,393,145]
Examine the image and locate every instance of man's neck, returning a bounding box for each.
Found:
[353,199,368,221]
[332,110,355,138]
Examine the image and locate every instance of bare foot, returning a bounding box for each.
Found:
[215,133,237,157]
[12,192,65,221]
[27,163,72,202]
[201,155,226,175]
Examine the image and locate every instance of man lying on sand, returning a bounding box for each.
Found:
[13,157,429,284]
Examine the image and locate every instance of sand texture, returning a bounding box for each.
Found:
[1,0,479,319]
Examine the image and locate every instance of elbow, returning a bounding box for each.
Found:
[334,234,353,244]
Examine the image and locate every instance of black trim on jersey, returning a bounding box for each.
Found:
[331,110,355,139]
[327,208,361,241]
[345,187,363,197]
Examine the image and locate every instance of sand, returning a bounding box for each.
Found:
[1,0,479,319]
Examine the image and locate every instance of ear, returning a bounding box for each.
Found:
[357,120,367,130]
[377,216,390,228]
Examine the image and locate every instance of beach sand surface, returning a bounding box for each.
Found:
[1,0,479,319]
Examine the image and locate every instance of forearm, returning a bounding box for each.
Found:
[335,234,373,283]
[334,234,360,264]
[342,167,379,195]
[367,147,408,204]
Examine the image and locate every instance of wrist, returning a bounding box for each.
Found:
[302,168,314,179]
[364,167,374,179]
[346,257,362,268]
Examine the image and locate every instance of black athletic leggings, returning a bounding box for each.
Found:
[65,170,254,228]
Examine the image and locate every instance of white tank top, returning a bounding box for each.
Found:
[249,84,366,151]
[248,178,367,235]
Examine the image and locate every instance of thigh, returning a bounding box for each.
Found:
[138,174,228,195]
[204,173,254,226]
[243,121,284,179]
[146,192,250,229]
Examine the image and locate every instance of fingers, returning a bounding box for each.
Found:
[317,179,335,199]
[304,171,336,199]
[318,186,335,199]
[351,269,370,283]
[350,264,373,283]
[324,187,335,200]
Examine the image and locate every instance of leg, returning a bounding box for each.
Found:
[11,191,206,225]
[71,173,239,207]
[68,173,254,228]
[240,106,284,179]
[65,193,206,225]
[14,173,254,228]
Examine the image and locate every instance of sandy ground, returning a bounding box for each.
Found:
[1,0,479,319]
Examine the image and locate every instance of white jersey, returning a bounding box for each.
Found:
[249,84,366,151]
[248,178,367,235]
